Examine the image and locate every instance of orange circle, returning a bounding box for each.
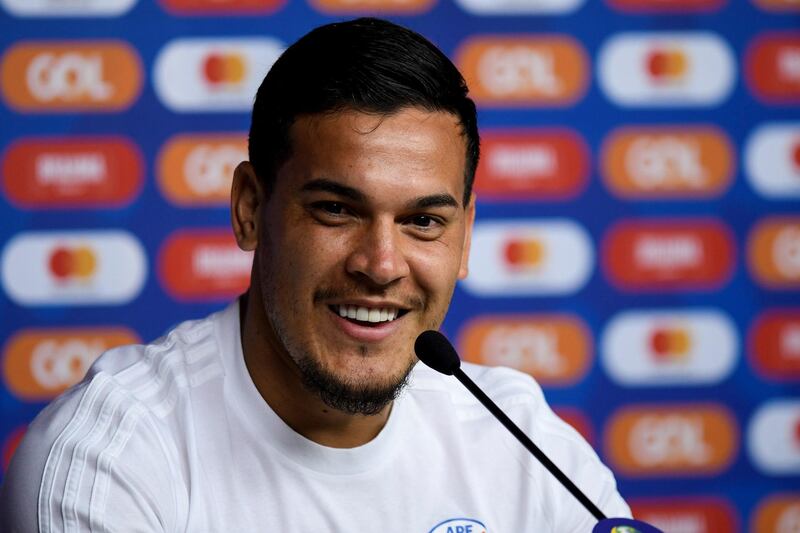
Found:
[224,54,246,84]
[72,246,96,278]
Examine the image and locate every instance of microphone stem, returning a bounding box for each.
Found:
[454,368,607,522]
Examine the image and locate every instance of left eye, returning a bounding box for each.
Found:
[410,215,435,228]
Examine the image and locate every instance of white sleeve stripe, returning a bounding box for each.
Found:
[38,374,113,533]
[38,374,145,533]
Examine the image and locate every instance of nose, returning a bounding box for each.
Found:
[345,218,410,287]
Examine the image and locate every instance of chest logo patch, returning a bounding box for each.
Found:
[428,518,487,533]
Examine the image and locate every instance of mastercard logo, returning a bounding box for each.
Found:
[1,230,147,306]
[2,136,143,209]
[2,328,138,401]
[553,407,594,445]
[601,126,734,199]
[749,310,800,381]
[752,493,800,532]
[456,36,589,107]
[475,129,589,200]
[601,309,738,386]
[2,426,26,474]
[158,0,285,15]
[454,0,583,14]
[748,217,800,288]
[158,229,253,301]
[598,32,735,107]
[745,33,800,103]
[154,38,283,112]
[0,41,142,112]
[310,0,434,13]
[604,404,738,476]
[607,0,724,11]
[745,122,800,199]
[457,314,592,386]
[602,218,735,292]
[157,133,246,206]
[0,0,136,16]
[747,399,800,475]
[464,220,593,296]
[629,497,739,532]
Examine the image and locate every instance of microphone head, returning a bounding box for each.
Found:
[414,330,461,376]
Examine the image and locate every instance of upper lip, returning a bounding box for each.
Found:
[327,299,411,310]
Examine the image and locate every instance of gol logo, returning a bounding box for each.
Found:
[747,399,800,475]
[464,220,594,296]
[2,328,138,401]
[311,0,434,13]
[749,310,800,381]
[629,497,738,532]
[601,126,733,199]
[748,217,800,288]
[159,230,253,301]
[607,0,724,12]
[158,0,285,14]
[457,315,592,386]
[157,133,246,206]
[604,404,738,476]
[0,41,141,112]
[602,309,738,386]
[474,129,589,200]
[746,33,800,103]
[456,36,588,106]
[2,426,26,474]
[598,32,735,107]
[553,407,594,445]
[745,122,800,199]
[752,494,800,532]
[602,218,735,291]
[2,136,143,208]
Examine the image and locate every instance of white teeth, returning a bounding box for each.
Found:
[335,305,401,323]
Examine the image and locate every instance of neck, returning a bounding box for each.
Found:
[239,283,392,448]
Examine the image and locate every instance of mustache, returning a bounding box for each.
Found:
[313,286,425,311]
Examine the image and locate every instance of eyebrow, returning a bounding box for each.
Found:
[301,178,461,209]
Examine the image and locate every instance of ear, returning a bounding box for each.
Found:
[457,194,476,280]
[231,161,264,252]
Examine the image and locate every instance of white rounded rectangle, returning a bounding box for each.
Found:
[462,219,594,296]
[598,32,735,107]
[601,309,738,386]
[1,230,147,306]
[1,0,136,16]
[454,0,584,14]
[746,123,800,199]
[154,38,284,112]
[748,399,800,475]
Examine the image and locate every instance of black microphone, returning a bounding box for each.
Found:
[415,330,607,521]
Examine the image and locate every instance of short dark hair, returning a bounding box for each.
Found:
[248,17,479,205]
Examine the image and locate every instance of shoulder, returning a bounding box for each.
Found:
[0,304,235,532]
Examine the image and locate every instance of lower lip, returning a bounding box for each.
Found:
[329,309,403,343]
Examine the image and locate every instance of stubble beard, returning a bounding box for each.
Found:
[261,281,420,416]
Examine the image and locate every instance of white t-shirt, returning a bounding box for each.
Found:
[1,301,630,532]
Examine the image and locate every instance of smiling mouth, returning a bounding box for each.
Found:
[329,304,409,326]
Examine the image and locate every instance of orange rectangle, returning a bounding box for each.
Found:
[749,310,800,380]
[475,128,589,200]
[748,217,800,288]
[603,218,735,291]
[629,497,739,532]
[159,0,284,14]
[2,136,143,209]
[746,33,800,103]
[457,36,588,107]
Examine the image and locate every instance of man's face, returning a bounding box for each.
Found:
[255,107,474,414]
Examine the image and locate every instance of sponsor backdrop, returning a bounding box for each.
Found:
[0,0,798,530]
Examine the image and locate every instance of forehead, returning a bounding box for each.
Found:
[280,107,468,204]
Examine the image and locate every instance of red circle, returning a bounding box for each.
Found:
[792,140,800,169]
[650,330,670,356]
[647,51,668,78]
[203,54,226,84]
[504,241,524,266]
[49,247,73,279]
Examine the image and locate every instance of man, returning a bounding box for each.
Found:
[1,18,630,531]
